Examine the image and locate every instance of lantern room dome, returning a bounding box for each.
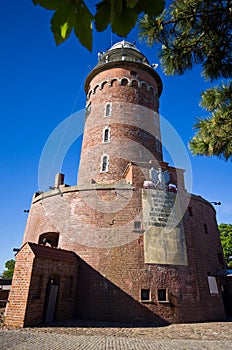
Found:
[109,40,141,52]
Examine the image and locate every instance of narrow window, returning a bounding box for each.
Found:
[105,102,111,117]
[141,289,150,301]
[158,288,167,302]
[154,112,159,126]
[156,139,161,152]
[103,127,110,143]
[85,102,91,119]
[188,206,193,216]
[204,224,208,234]
[101,155,109,172]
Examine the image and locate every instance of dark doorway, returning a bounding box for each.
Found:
[43,275,59,323]
[221,284,232,316]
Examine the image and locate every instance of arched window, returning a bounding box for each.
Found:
[101,155,109,172]
[38,232,59,247]
[154,111,159,126]
[156,139,161,152]
[141,82,148,91]
[103,127,110,143]
[131,79,138,88]
[120,78,128,86]
[105,102,111,117]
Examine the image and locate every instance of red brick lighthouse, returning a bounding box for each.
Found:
[78,40,163,186]
[5,41,228,327]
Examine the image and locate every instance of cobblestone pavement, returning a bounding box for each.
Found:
[1,319,232,350]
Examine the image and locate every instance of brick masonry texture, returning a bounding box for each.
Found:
[78,64,162,186]
[5,243,79,327]
[6,184,226,327]
[5,42,229,327]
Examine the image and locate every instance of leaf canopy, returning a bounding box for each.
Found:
[218,224,232,267]
[32,0,165,50]
[139,0,232,160]
[139,0,232,81]
[189,82,232,160]
[1,259,15,279]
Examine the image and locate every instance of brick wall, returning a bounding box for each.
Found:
[5,243,34,327]
[17,183,226,326]
[7,44,227,326]
[5,243,79,327]
[78,64,163,186]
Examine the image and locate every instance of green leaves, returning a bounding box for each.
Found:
[139,0,232,80]
[218,224,232,267]
[189,82,232,160]
[95,1,111,32]
[139,0,232,161]
[32,0,165,50]
[49,1,94,50]
[1,259,15,279]
[72,2,93,51]
[32,0,61,10]
[99,0,138,37]
[50,3,74,46]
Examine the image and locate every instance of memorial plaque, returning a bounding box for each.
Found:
[142,189,188,265]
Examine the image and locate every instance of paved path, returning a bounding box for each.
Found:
[1,320,232,350]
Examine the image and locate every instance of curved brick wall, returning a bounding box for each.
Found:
[78,64,163,186]
[7,43,226,327]
[19,185,225,324]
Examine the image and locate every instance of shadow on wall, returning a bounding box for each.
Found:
[73,257,169,327]
[6,243,169,328]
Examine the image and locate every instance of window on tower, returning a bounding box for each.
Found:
[204,224,209,234]
[103,127,110,143]
[154,111,159,126]
[156,139,161,152]
[105,102,112,117]
[85,102,91,119]
[101,155,109,172]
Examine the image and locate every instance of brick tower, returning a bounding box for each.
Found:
[5,41,228,328]
[78,41,163,186]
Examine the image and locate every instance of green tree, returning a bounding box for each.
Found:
[218,224,232,268]
[33,0,232,160]
[32,0,164,51]
[139,0,232,160]
[1,259,15,279]
[189,82,232,160]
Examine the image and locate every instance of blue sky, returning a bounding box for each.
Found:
[0,1,231,273]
